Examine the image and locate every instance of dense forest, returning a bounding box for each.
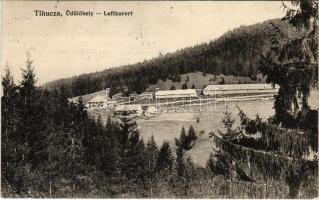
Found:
[43,18,305,97]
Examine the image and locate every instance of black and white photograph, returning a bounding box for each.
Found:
[1,0,318,198]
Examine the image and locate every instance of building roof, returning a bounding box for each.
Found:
[203,84,279,91]
[88,95,108,103]
[155,89,197,96]
[146,106,157,113]
[115,104,142,111]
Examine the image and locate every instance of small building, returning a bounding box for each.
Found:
[114,104,143,116]
[87,88,117,109]
[202,83,279,96]
[87,95,108,109]
[129,92,139,100]
[145,106,158,117]
[155,89,198,99]
[106,99,117,108]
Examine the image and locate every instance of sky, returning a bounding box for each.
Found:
[2,1,288,85]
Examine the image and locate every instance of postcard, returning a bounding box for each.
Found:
[1,0,318,198]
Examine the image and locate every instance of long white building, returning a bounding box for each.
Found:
[114,104,143,116]
[86,88,117,109]
[87,95,116,109]
[155,89,198,99]
[202,83,279,96]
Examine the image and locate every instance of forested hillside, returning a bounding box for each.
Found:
[43,19,303,97]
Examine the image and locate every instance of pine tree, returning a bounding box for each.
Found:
[175,127,187,150]
[175,128,187,178]
[2,64,16,107]
[156,141,174,171]
[222,111,235,136]
[17,53,48,169]
[76,96,87,125]
[126,129,146,183]
[185,75,190,83]
[40,122,64,197]
[96,116,112,175]
[119,117,131,149]
[82,118,99,165]
[146,135,159,177]
[1,65,21,191]
[117,116,148,186]
[145,136,159,196]
[62,110,87,194]
[103,116,121,177]
[56,86,72,126]
[175,144,185,178]
[259,0,318,128]
[182,83,188,90]
[92,114,104,166]
[219,78,225,85]
[1,64,16,155]
[187,125,197,147]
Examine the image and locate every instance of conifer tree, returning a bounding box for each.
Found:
[175,128,187,178]
[63,123,85,193]
[40,123,64,197]
[1,65,21,190]
[101,116,120,177]
[219,78,225,85]
[56,86,72,126]
[145,135,159,195]
[222,111,235,136]
[156,141,174,171]
[119,116,131,149]
[175,127,187,149]
[182,83,188,90]
[174,126,199,184]
[96,116,111,174]
[187,125,197,147]
[1,64,16,154]
[146,136,159,176]
[185,75,190,83]
[125,129,146,183]
[82,117,99,165]
[117,116,148,185]
[175,144,185,178]
[17,53,47,170]
[259,0,318,127]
